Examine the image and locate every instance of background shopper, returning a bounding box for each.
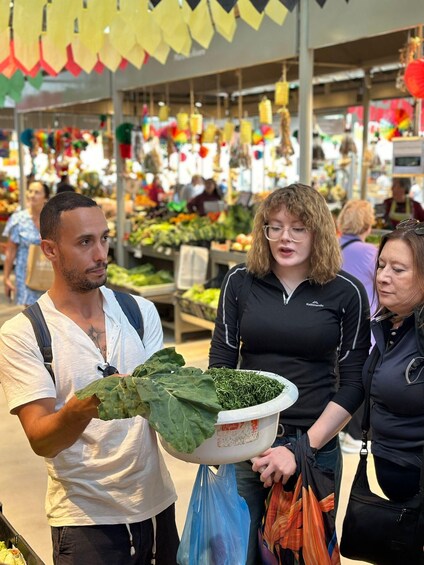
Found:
[3,181,50,306]
[337,199,378,453]
[383,177,424,229]
[187,177,223,215]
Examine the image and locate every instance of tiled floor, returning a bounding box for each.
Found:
[0,298,374,564]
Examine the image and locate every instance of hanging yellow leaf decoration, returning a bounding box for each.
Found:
[153,0,191,55]
[71,38,98,74]
[209,0,236,43]
[265,0,289,25]
[135,0,163,58]
[79,11,105,54]
[182,0,214,50]
[237,0,265,30]
[41,36,68,74]
[13,38,40,72]
[0,0,10,33]
[98,35,122,72]
[125,44,146,70]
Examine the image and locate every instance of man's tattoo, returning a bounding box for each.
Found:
[87,325,107,358]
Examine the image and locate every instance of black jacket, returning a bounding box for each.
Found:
[209,264,370,428]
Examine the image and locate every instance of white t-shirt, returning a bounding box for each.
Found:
[0,287,177,527]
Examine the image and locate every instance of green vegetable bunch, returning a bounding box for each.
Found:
[182,285,221,309]
[107,263,173,288]
[206,368,285,410]
[76,348,285,454]
[76,348,222,454]
[0,543,26,565]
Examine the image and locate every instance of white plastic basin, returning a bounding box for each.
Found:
[159,370,299,465]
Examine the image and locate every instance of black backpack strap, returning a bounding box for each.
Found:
[237,269,254,324]
[113,290,144,343]
[22,292,144,386]
[22,303,55,384]
[340,238,361,250]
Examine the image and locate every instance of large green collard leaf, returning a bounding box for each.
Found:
[75,347,221,452]
[135,367,221,453]
[75,375,150,420]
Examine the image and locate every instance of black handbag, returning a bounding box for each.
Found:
[340,348,424,565]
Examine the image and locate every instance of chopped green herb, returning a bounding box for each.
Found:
[76,348,286,454]
[205,368,285,410]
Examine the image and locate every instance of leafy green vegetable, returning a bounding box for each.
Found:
[76,348,285,454]
[107,262,174,288]
[76,347,222,453]
[205,368,285,410]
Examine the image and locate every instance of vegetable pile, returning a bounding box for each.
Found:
[107,263,174,288]
[76,348,285,454]
[0,542,26,564]
[206,368,285,410]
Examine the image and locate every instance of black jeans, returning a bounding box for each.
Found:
[51,504,179,565]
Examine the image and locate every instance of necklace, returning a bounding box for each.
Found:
[279,277,295,294]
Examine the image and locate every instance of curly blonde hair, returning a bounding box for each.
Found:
[337,199,375,235]
[246,183,341,284]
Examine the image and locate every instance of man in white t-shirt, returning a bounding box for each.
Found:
[0,192,179,564]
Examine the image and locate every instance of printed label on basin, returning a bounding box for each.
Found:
[217,419,259,447]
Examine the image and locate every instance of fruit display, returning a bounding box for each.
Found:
[231,233,252,252]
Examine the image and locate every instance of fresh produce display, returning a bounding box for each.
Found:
[75,347,285,454]
[220,204,255,241]
[231,233,253,252]
[128,215,227,248]
[181,285,220,310]
[107,263,173,287]
[0,542,26,564]
[365,233,383,246]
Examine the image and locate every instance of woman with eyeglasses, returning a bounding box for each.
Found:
[209,184,371,564]
[364,218,424,503]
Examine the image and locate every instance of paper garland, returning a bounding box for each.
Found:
[0,0,300,77]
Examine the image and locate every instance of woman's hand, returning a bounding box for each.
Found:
[251,445,297,488]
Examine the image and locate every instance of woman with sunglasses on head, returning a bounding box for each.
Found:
[363,218,424,504]
[209,184,371,564]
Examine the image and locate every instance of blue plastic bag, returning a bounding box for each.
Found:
[177,464,250,565]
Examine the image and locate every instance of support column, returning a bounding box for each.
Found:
[111,71,125,266]
[360,71,371,199]
[14,109,26,209]
[298,0,313,185]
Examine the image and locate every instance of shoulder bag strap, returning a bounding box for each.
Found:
[340,238,361,250]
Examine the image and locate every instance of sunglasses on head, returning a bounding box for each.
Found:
[396,219,424,235]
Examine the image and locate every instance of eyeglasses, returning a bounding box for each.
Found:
[405,356,424,385]
[396,219,424,235]
[263,224,309,242]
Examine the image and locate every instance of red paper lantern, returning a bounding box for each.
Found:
[198,145,209,158]
[119,143,132,159]
[404,59,424,99]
